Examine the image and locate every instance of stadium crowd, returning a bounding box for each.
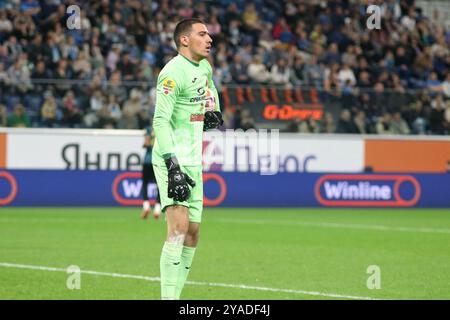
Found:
[0,0,449,135]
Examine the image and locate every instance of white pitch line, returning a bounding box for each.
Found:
[212,218,450,234]
[0,262,378,300]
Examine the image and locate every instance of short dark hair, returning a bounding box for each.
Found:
[173,18,205,49]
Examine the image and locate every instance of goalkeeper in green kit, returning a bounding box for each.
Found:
[152,19,223,300]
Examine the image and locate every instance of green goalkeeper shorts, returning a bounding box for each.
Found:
[152,164,203,223]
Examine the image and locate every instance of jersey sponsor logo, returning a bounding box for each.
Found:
[315,174,421,207]
[162,78,176,94]
[190,87,214,104]
[190,113,205,122]
[197,87,206,95]
[190,96,206,103]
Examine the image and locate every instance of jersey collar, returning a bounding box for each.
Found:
[179,53,200,67]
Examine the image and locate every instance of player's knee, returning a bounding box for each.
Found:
[185,232,199,247]
[185,224,200,246]
[189,227,199,240]
[167,229,186,245]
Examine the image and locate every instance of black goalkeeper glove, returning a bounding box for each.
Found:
[203,111,223,131]
[164,156,196,202]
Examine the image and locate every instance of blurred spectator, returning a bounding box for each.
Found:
[0,10,13,38]
[53,59,72,95]
[214,61,232,87]
[123,88,143,117]
[303,56,324,87]
[83,89,104,127]
[284,117,302,133]
[235,109,256,131]
[426,72,443,94]
[336,109,358,134]
[230,55,249,84]
[20,0,41,18]
[207,15,221,37]
[106,94,122,124]
[61,35,79,61]
[290,54,305,85]
[242,3,262,45]
[90,44,105,70]
[270,58,291,86]
[300,116,319,133]
[0,61,10,93]
[117,51,135,81]
[324,62,341,95]
[31,60,51,80]
[42,34,61,67]
[319,112,336,134]
[119,89,142,129]
[408,100,427,134]
[90,90,105,113]
[445,101,450,132]
[443,73,450,98]
[7,104,30,127]
[108,70,127,104]
[390,111,411,134]
[342,45,357,68]
[62,90,82,128]
[431,94,446,110]
[401,8,416,32]
[137,109,151,129]
[376,113,393,134]
[106,44,121,73]
[324,43,341,65]
[309,24,326,47]
[0,104,7,127]
[353,111,368,134]
[247,56,270,84]
[429,98,447,135]
[413,47,433,78]
[40,91,58,128]
[236,43,253,66]
[222,107,235,130]
[72,51,92,76]
[337,63,356,87]
[13,12,36,41]
[7,57,32,93]
[96,104,116,129]
[272,17,291,42]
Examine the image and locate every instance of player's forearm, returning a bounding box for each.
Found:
[206,61,221,112]
[153,115,175,156]
[210,83,221,112]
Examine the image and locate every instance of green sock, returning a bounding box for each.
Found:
[175,246,196,299]
[160,242,183,299]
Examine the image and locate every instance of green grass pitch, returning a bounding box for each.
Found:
[0,207,449,300]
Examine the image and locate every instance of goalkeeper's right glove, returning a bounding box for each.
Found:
[164,155,196,202]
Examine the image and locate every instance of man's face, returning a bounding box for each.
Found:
[184,23,212,59]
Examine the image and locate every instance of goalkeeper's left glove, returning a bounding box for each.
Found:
[203,111,223,131]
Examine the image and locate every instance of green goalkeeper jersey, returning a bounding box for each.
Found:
[152,54,220,167]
